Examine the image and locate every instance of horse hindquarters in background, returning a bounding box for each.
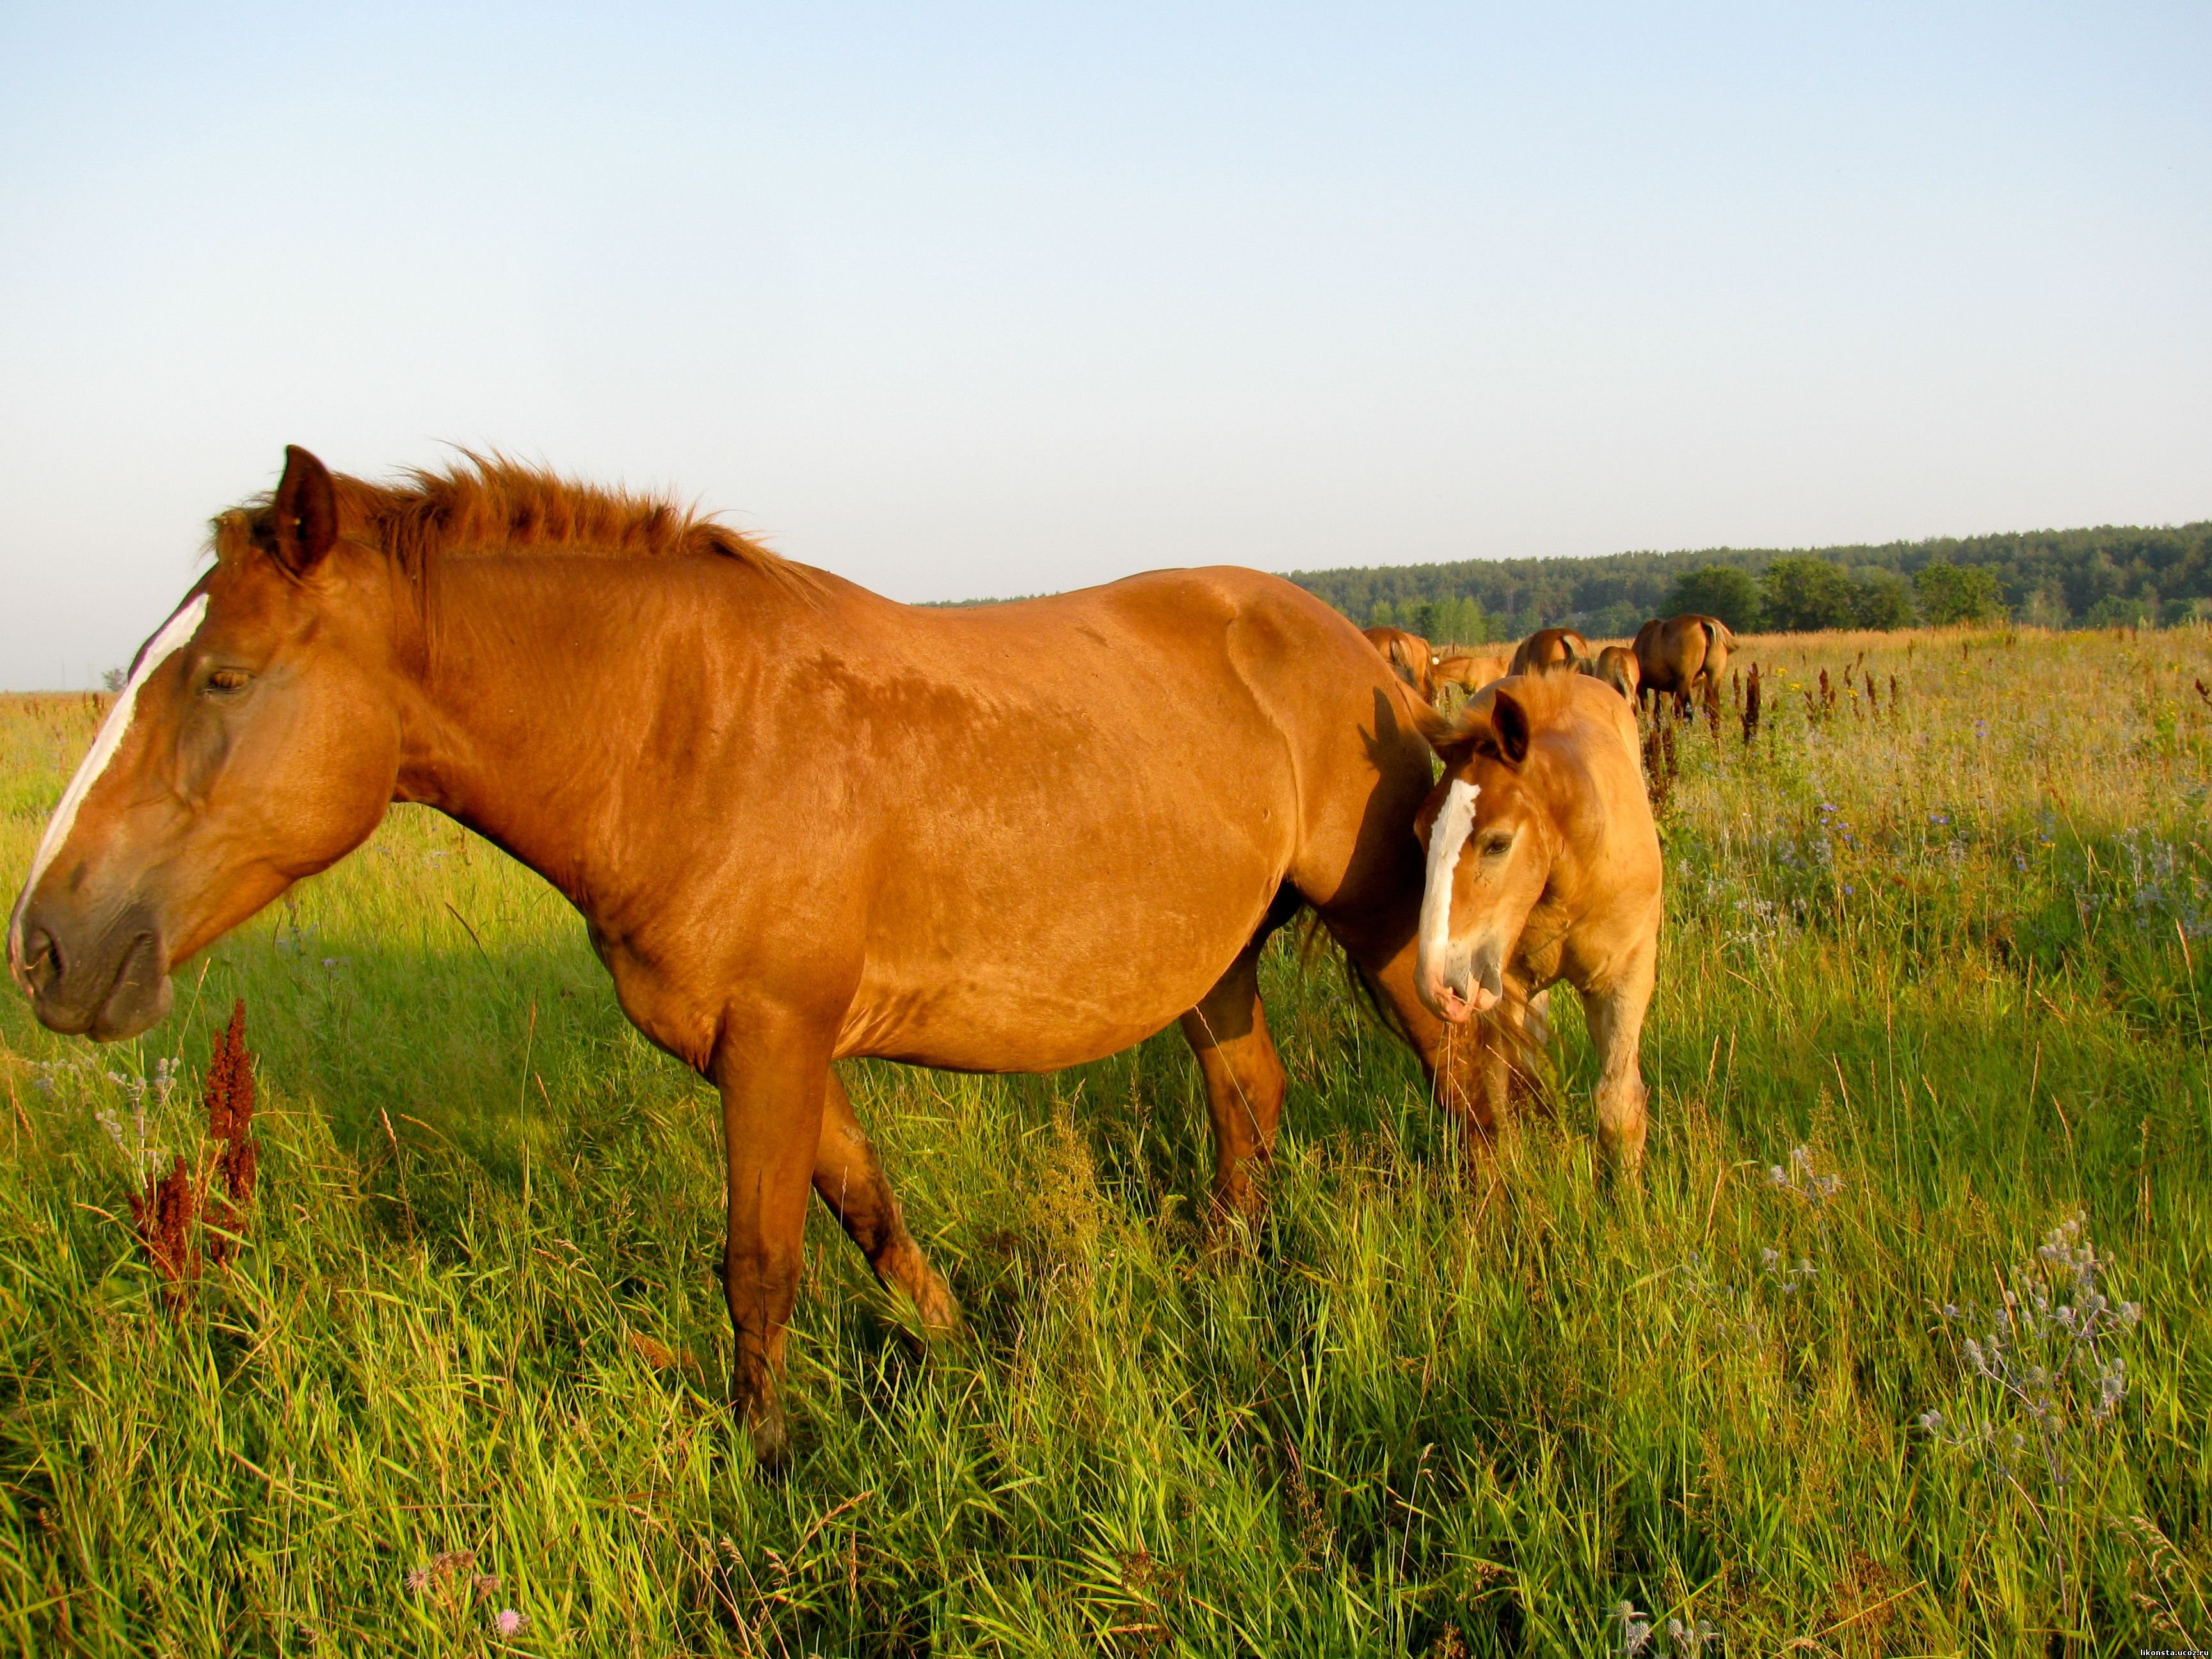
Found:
[1509,628,1590,677]
[1633,613,1733,727]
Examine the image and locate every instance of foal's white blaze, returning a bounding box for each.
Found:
[6,593,209,972]
[1417,778,1479,1006]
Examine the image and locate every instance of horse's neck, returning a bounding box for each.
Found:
[395,555,772,907]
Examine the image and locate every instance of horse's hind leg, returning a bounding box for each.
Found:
[814,1067,960,1333]
[1180,940,1288,1229]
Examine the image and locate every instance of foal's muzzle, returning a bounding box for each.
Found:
[1418,941,1505,1025]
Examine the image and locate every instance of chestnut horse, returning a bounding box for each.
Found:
[1409,673,1662,1167]
[1361,626,1438,701]
[1507,627,1589,676]
[1634,613,1734,719]
[1434,653,1510,701]
[1582,645,1641,702]
[8,447,1488,1459]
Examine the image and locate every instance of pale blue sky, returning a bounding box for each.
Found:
[3,3,2206,687]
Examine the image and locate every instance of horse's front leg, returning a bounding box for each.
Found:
[714,1012,835,1465]
[1580,942,1657,1174]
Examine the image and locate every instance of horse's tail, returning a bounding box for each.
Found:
[1395,637,1425,687]
[1288,909,1413,1052]
[1695,617,1735,683]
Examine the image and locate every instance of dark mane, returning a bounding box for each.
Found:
[211,453,796,582]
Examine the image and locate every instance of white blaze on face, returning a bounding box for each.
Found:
[1417,777,1480,1000]
[6,593,210,971]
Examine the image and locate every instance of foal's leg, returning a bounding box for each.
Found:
[813,1067,960,1333]
[715,1020,834,1465]
[1522,985,1553,1052]
[1581,942,1658,1173]
[1180,941,1288,1228]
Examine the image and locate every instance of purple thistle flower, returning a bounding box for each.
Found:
[495,1608,525,1637]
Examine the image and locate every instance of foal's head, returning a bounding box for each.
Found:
[8,447,406,1038]
[1411,680,1561,1024]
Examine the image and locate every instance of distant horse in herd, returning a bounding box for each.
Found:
[1633,613,1735,719]
[1508,627,1589,676]
[10,447,1698,1455]
[1355,613,1729,721]
[1361,625,1441,702]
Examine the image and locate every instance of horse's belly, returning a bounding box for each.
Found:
[837,853,1278,1071]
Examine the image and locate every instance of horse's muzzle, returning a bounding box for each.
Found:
[12,896,173,1041]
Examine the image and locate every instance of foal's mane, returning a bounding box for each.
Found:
[212,453,795,583]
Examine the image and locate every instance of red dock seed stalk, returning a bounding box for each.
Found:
[1642,707,1678,818]
[204,1000,258,1267]
[129,1156,199,1308]
[129,1000,259,1298]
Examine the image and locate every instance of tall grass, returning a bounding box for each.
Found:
[0,627,2206,1655]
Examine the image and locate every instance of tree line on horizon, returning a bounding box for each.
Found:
[1285,521,2212,643]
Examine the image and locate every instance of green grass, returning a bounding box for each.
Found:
[1,627,2209,1656]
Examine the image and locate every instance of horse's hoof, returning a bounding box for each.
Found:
[748,1408,790,1471]
[732,1377,790,1471]
[913,1271,965,1339]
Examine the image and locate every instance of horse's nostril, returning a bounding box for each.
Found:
[21,926,60,990]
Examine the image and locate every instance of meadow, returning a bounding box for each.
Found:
[0,624,2208,1656]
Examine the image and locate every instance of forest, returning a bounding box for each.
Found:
[1285,520,2212,642]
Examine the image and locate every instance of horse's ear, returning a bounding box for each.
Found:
[1489,689,1532,767]
[271,445,338,575]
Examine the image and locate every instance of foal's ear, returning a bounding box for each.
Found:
[1489,689,1533,767]
[270,445,339,575]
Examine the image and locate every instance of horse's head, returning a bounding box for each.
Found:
[1410,682,1556,1024]
[9,447,406,1039]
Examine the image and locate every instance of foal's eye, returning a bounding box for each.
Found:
[1480,834,1513,857]
[205,669,251,694]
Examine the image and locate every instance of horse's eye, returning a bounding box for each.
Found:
[1481,834,1513,856]
[205,669,251,693]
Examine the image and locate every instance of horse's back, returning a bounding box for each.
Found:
[799,566,1427,1068]
[1541,675,1662,924]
